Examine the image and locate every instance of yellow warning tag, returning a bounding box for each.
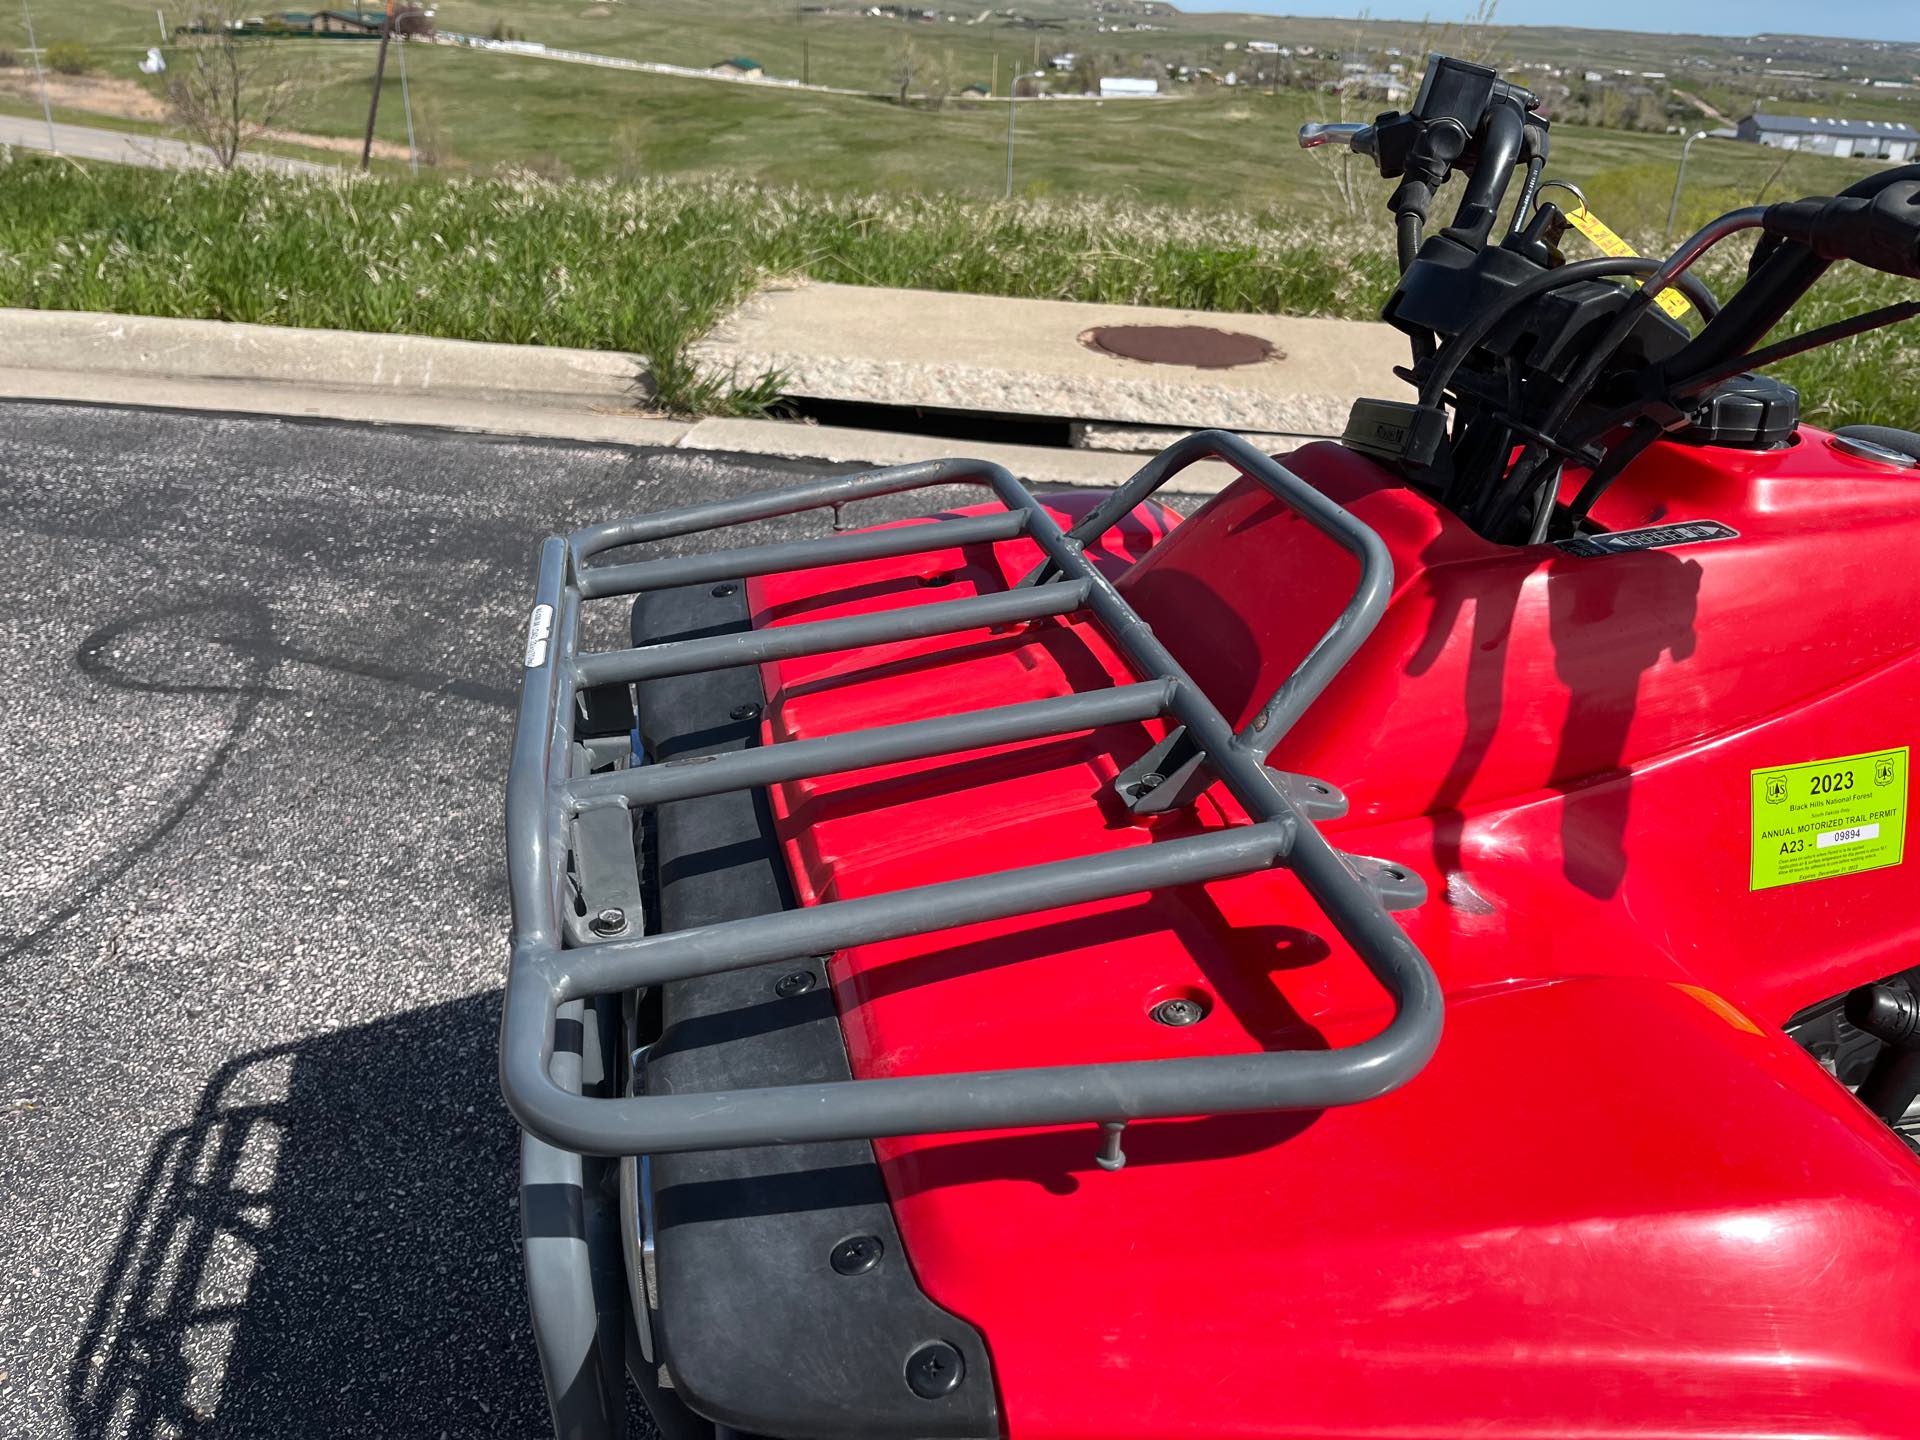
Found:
[1750,747,1908,891]
[1562,205,1694,321]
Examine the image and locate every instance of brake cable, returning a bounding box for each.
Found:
[1477,210,1771,539]
[1536,297,1920,536]
[1574,298,1920,450]
[1419,256,1717,412]
[1518,208,1769,453]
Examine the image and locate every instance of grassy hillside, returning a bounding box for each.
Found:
[1,0,1909,225]
[0,41,1887,233]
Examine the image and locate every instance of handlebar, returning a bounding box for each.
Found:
[1292,55,1920,549]
[1299,122,1376,156]
[1760,180,1920,280]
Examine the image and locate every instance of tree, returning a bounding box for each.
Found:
[162,1,305,170]
[888,34,947,106]
[889,35,919,103]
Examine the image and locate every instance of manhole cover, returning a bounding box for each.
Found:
[1080,324,1278,369]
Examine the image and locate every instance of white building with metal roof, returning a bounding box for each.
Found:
[1736,113,1919,161]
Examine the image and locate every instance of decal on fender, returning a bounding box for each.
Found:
[1750,747,1908,891]
[1556,520,1738,557]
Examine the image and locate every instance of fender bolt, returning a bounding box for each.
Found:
[830,1235,883,1275]
[905,1341,965,1398]
[1151,997,1205,1027]
[730,703,762,721]
[774,971,816,998]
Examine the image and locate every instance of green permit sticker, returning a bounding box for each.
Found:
[1751,747,1908,891]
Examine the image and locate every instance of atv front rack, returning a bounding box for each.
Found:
[502,430,1443,1158]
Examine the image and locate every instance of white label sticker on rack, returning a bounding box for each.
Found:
[524,604,554,668]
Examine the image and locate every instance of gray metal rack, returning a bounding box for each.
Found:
[501,430,1443,1159]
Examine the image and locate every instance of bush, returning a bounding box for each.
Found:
[0,47,18,69]
[45,42,94,75]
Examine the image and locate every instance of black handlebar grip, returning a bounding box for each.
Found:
[1761,181,1920,280]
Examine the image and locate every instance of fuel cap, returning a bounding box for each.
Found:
[1831,433,1919,469]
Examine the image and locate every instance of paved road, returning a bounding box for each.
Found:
[0,114,331,175]
[0,400,979,1438]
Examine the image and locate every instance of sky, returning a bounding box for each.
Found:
[1179,2,1920,44]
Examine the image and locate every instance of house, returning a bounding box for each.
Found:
[1246,40,1278,54]
[311,10,384,35]
[959,81,991,97]
[227,7,428,36]
[1737,113,1919,161]
[710,56,765,79]
[1099,76,1158,98]
[1356,71,1408,102]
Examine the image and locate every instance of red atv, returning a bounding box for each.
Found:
[503,55,1920,1440]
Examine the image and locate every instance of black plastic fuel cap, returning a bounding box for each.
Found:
[1677,372,1800,450]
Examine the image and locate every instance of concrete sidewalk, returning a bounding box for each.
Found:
[693,281,1409,437]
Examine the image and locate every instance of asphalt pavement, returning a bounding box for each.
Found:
[0,399,1015,1438]
[0,115,330,175]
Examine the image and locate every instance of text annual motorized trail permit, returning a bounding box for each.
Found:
[1750,747,1908,891]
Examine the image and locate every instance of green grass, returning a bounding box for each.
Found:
[0,0,1907,237]
[11,37,1877,226]
[0,151,1913,429]
[0,0,1902,219]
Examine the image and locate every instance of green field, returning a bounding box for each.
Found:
[0,42,1890,235]
[1,0,1911,231]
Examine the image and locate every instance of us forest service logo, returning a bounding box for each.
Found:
[1764,773,1790,805]
[1877,756,1898,787]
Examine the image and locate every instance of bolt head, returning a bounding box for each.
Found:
[1150,996,1206,1027]
[588,907,626,936]
[905,1341,965,1399]
[711,582,738,597]
[830,1234,883,1275]
[1126,770,1168,800]
[774,970,817,999]
[730,702,762,722]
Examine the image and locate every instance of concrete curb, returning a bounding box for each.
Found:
[0,309,646,408]
[0,307,1262,491]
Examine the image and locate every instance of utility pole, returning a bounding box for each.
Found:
[1004,87,1015,198]
[397,30,418,175]
[991,53,998,97]
[20,0,55,153]
[1665,130,1708,242]
[155,6,166,43]
[802,38,809,86]
[359,0,396,172]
